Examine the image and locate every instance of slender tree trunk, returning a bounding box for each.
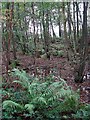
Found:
[74,2,88,83]
[31,2,37,76]
[24,3,28,41]
[42,2,50,59]
[50,15,56,38]
[76,2,79,39]
[11,2,17,60]
[45,9,50,59]
[40,22,43,40]
[62,2,68,42]
[5,3,10,80]
[42,3,46,48]
[16,3,26,54]
[31,2,36,55]
[73,2,77,53]
[58,6,61,37]
[67,2,71,39]
[62,2,70,60]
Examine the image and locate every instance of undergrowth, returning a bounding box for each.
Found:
[2,68,90,120]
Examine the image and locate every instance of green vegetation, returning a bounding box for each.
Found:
[1,2,90,120]
[2,69,90,120]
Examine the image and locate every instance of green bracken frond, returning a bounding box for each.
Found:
[3,68,81,119]
[3,100,23,110]
[25,104,34,113]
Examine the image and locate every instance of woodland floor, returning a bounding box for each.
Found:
[1,52,90,104]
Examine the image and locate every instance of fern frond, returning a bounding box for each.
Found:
[12,68,31,89]
[13,80,29,89]
[10,69,80,119]
[12,68,31,87]
[25,104,34,113]
[3,100,23,110]
[33,97,47,105]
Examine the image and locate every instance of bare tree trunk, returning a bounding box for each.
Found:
[42,2,50,59]
[11,2,17,60]
[74,2,88,83]
[17,3,26,54]
[31,2,36,54]
[45,9,50,59]
[50,15,56,38]
[62,2,70,61]
[5,3,10,80]
[76,2,79,39]
[31,2,37,76]
[58,6,61,37]
[67,2,71,39]
[73,2,77,53]
[40,22,43,40]
[24,3,28,42]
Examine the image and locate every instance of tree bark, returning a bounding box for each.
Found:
[67,2,71,39]
[73,2,77,53]
[74,2,88,83]
[76,2,79,39]
[42,2,50,59]
[58,5,62,37]
[11,2,17,60]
